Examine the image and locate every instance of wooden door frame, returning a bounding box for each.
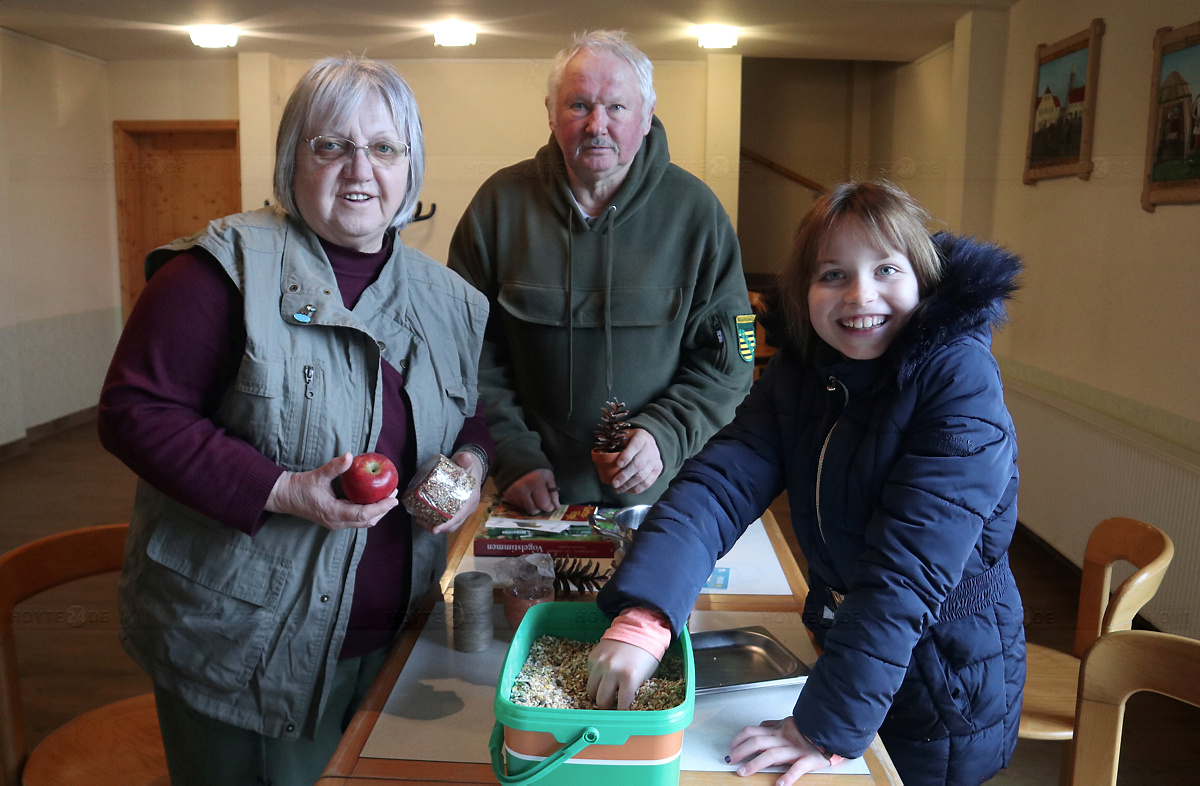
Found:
[112,120,240,319]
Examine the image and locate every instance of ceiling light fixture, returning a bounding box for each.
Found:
[693,24,738,49]
[188,25,239,48]
[432,20,477,47]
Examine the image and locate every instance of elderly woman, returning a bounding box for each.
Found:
[98,56,491,785]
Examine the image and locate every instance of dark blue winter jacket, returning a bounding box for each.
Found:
[598,233,1025,785]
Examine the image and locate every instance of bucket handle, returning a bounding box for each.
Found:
[490,721,600,784]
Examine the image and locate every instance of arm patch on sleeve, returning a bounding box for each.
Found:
[735,314,756,362]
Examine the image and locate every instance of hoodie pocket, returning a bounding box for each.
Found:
[498,282,682,328]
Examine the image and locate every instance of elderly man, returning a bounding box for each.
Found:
[449,30,753,513]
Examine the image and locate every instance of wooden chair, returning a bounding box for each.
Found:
[1018,517,1174,784]
[1069,629,1200,785]
[0,524,168,786]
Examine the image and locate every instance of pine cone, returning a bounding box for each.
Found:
[553,558,612,597]
[593,398,631,453]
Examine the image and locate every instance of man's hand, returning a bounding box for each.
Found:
[586,639,660,710]
[727,717,845,785]
[430,449,487,534]
[266,453,398,531]
[610,428,663,494]
[502,468,560,514]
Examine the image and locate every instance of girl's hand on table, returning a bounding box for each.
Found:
[727,716,845,785]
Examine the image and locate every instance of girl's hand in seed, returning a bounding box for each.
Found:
[586,639,660,710]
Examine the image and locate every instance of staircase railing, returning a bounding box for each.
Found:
[739,147,825,194]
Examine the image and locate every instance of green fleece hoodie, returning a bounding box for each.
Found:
[449,117,752,506]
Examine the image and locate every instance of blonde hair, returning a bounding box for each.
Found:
[777,180,941,357]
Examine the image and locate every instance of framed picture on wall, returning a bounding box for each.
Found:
[1142,20,1200,211]
[1023,19,1105,184]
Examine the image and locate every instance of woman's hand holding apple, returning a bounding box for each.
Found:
[266,453,398,531]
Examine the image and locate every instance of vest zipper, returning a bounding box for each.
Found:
[298,365,315,462]
[815,375,849,549]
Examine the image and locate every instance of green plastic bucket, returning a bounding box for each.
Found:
[491,602,695,785]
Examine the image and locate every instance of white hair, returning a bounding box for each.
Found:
[274,56,424,230]
[546,30,656,120]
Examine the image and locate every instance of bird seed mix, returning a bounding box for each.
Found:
[509,635,685,711]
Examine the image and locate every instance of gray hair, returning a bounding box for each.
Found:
[546,30,656,120]
[274,56,425,231]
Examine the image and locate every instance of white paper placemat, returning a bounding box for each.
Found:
[362,607,867,776]
[683,611,869,775]
[361,602,510,762]
[682,679,869,775]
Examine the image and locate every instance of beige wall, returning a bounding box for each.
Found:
[869,43,956,225]
[8,0,1199,462]
[0,32,17,443]
[368,58,563,263]
[0,38,726,441]
[108,58,237,120]
[867,0,1200,452]
[992,0,1200,452]
[265,57,712,264]
[738,58,853,276]
[0,30,121,438]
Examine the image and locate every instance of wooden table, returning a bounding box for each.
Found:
[318,509,902,785]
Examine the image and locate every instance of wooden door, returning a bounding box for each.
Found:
[113,121,241,318]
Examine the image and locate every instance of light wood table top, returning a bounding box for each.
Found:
[318,508,901,785]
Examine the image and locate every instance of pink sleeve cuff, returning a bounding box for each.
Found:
[601,607,673,661]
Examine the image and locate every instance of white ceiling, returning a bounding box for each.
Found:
[0,0,1016,64]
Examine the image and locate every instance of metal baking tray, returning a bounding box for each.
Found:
[690,625,810,695]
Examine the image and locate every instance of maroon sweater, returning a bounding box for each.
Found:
[98,232,492,658]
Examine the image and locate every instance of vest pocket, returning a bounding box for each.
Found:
[140,513,289,693]
[217,357,285,463]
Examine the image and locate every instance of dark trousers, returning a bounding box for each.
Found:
[153,647,387,786]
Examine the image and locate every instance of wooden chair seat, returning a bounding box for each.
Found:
[1018,642,1080,740]
[0,524,169,786]
[22,693,167,785]
[1016,517,1173,785]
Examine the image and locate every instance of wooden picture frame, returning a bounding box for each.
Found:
[1142,20,1200,211]
[1023,19,1105,184]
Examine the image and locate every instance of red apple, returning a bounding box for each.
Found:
[341,452,399,504]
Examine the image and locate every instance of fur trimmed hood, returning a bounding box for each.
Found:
[888,232,1022,386]
[760,232,1023,388]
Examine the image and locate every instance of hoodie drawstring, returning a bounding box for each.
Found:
[601,205,617,393]
[563,203,618,418]
[565,211,576,419]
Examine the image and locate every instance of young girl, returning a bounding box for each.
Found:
[589,180,1025,785]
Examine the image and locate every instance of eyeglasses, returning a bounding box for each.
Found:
[306,136,410,166]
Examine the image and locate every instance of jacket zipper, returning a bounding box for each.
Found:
[815,375,849,549]
[298,365,315,462]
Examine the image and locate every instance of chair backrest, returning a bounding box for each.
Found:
[0,524,129,786]
[1070,629,1200,785]
[1073,517,1174,658]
